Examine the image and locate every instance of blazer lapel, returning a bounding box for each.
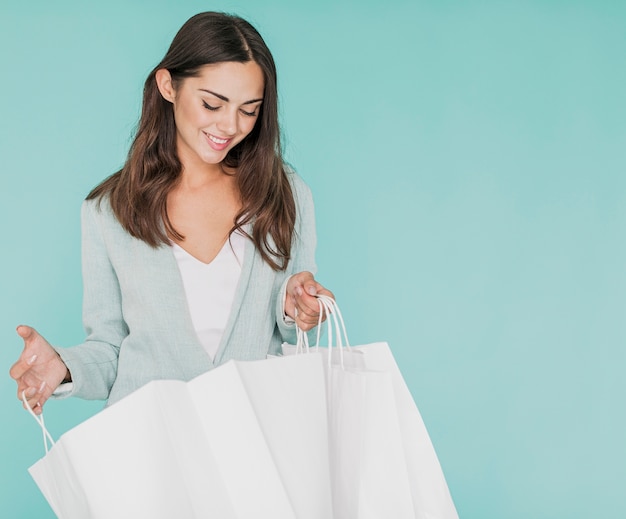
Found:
[213,230,255,363]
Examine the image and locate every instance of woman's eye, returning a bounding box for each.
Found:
[202,101,219,111]
[240,109,258,117]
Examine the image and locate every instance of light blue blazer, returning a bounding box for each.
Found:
[56,171,317,406]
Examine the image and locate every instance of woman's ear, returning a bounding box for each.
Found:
[155,68,176,103]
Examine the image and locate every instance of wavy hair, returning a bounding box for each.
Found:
[88,12,295,271]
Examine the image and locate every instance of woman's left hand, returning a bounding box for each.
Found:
[285,271,334,331]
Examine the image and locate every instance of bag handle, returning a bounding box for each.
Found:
[316,295,350,370]
[294,295,352,370]
[294,307,311,354]
[293,296,336,353]
[316,295,351,348]
[21,390,55,454]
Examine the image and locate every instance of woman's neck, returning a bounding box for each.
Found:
[178,163,232,191]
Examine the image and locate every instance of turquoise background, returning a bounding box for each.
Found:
[1,1,625,517]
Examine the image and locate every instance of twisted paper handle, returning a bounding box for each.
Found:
[294,295,352,370]
[21,391,55,454]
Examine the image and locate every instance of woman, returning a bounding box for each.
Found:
[10,12,332,413]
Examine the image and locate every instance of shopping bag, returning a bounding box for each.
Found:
[283,296,459,519]
[234,352,333,519]
[326,355,415,518]
[26,353,332,519]
[284,298,414,518]
[29,375,241,519]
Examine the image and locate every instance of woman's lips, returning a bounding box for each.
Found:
[205,132,231,150]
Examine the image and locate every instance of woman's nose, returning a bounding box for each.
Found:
[216,108,238,136]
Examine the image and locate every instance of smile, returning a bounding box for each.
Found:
[207,134,230,145]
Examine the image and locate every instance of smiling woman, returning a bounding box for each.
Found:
[157,62,265,265]
[157,62,264,171]
[10,11,333,411]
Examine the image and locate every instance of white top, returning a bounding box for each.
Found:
[172,232,246,360]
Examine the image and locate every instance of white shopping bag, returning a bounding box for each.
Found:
[27,353,331,519]
[232,353,333,519]
[327,359,415,519]
[283,295,459,519]
[30,377,240,519]
[337,342,459,519]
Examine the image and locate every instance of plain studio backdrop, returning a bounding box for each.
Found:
[1,1,624,517]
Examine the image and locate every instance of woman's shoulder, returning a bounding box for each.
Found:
[284,163,313,200]
[82,193,113,218]
[81,171,123,219]
[81,194,123,234]
[283,164,315,224]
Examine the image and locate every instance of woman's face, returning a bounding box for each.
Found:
[158,61,265,169]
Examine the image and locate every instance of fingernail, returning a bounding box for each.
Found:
[26,387,37,398]
[307,286,317,296]
[295,286,303,296]
[27,354,37,365]
[38,381,46,394]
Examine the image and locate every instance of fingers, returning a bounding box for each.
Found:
[314,286,335,301]
[18,377,47,415]
[16,324,37,341]
[10,351,39,381]
[19,374,55,415]
[23,396,44,415]
[287,272,335,331]
[10,326,40,380]
[11,325,58,415]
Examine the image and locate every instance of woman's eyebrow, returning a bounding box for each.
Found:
[198,89,263,105]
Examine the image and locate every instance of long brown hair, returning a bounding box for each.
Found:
[88,12,295,271]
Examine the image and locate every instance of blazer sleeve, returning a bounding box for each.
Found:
[275,171,318,343]
[54,199,128,400]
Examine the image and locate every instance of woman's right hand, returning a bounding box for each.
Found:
[9,326,70,415]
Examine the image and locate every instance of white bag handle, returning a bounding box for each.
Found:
[316,295,351,348]
[294,295,352,369]
[21,391,55,454]
[317,296,350,370]
[293,296,334,353]
[294,307,310,354]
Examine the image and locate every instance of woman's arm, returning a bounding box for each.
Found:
[53,199,128,400]
[276,172,333,338]
[11,199,128,411]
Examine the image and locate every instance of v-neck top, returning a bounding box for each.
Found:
[171,232,246,360]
